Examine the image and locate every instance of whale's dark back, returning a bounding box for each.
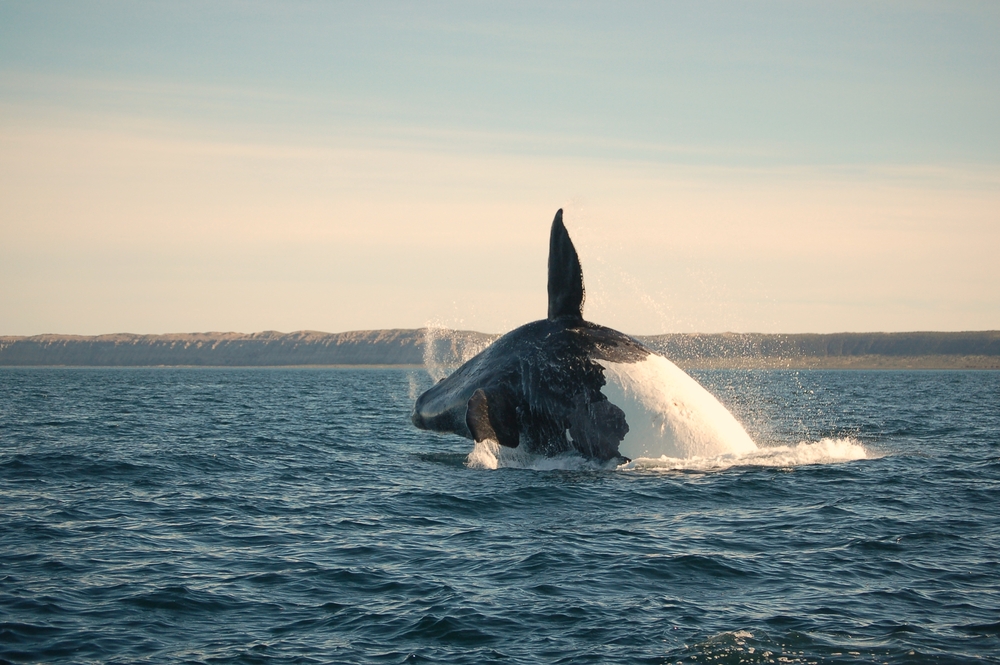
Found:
[411,209,652,461]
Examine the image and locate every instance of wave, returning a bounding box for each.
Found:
[466,439,620,471]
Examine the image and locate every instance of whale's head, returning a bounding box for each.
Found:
[411,365,480,438]
[410,319,554,446]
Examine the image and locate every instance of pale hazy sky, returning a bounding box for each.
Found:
[2,2,998,336]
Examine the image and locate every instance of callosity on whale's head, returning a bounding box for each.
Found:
[411,209,757,463]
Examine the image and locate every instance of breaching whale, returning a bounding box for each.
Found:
[411,210,757,463]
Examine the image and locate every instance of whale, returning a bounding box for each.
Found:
[411,209,757,463]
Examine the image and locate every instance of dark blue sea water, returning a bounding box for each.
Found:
[1,367,998,664]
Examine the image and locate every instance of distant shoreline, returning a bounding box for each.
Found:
[2,329,998,370]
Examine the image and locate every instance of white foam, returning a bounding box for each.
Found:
[622,437,869,472]
[599,355,758,460]
[466,436,869,472]
[462,354,869,473]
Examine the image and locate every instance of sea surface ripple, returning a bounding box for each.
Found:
[1,368,998,664]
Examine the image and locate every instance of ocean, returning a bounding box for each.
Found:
[1,367,998,664]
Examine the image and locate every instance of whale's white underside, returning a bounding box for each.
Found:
[598,355,758,460]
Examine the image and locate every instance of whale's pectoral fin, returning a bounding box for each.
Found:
[547,209,585,321]
[567,397,629,461]
[466,388,520,448]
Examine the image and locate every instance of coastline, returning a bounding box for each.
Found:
[2,329,998,370]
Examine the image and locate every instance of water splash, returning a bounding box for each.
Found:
[421,325,452,382]
[407,372,421,401]
[623,437,869,472]
[463,353,869,472]
[421,325,497,382]
[465,439,620,471]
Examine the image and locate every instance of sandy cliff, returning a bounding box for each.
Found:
[0,329,493,367]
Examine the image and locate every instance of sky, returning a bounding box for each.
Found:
[1,1,998,336]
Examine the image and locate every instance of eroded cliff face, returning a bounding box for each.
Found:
[0,330,997,368]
